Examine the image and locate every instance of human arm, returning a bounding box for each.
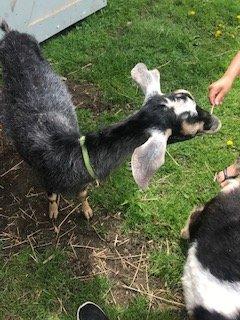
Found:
[209,51,240,106]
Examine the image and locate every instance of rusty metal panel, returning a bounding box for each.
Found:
[0,0,107,42]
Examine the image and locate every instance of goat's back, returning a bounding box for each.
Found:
[194,188,240,281]
[0,30,78,125]
[0,30,83,193]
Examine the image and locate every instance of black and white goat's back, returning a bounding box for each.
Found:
[182,179,240,320]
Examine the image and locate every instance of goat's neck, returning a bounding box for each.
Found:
[85,109,157,179]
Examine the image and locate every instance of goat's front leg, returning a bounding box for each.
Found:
[131,63,162,103]
[48,193,60,219]
[79,188,93,220]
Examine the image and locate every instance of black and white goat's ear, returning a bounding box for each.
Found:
[131,63,162,103]
[131,130,168,189]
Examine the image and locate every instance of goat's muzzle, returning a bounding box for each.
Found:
[203,115,221,134]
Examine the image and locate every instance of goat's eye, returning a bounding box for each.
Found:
[175,94,182,99]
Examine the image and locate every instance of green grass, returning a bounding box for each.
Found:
[1,0,240,319]
[0,249,111,320]
[0,249,185,320]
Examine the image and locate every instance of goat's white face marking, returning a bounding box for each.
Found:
[166,91,208,135]
[183,242,240,318]
[166,95,197,117]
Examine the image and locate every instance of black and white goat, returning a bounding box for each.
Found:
[181,170,240,320]
[0,21,221,219]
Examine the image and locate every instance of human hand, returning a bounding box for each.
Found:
[208,75,233,106]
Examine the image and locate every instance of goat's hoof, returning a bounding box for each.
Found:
[49,203,59,220]
[83,206,93,220]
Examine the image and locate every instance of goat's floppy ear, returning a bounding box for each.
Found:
[131,130,168,189]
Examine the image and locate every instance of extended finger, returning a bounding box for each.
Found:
[215,90,225,105]
[209,87,220,105]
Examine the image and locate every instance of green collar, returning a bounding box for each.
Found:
[79,136,97,180]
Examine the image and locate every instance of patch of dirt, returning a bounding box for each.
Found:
[0,84,184,312]
[67,79,112,115]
